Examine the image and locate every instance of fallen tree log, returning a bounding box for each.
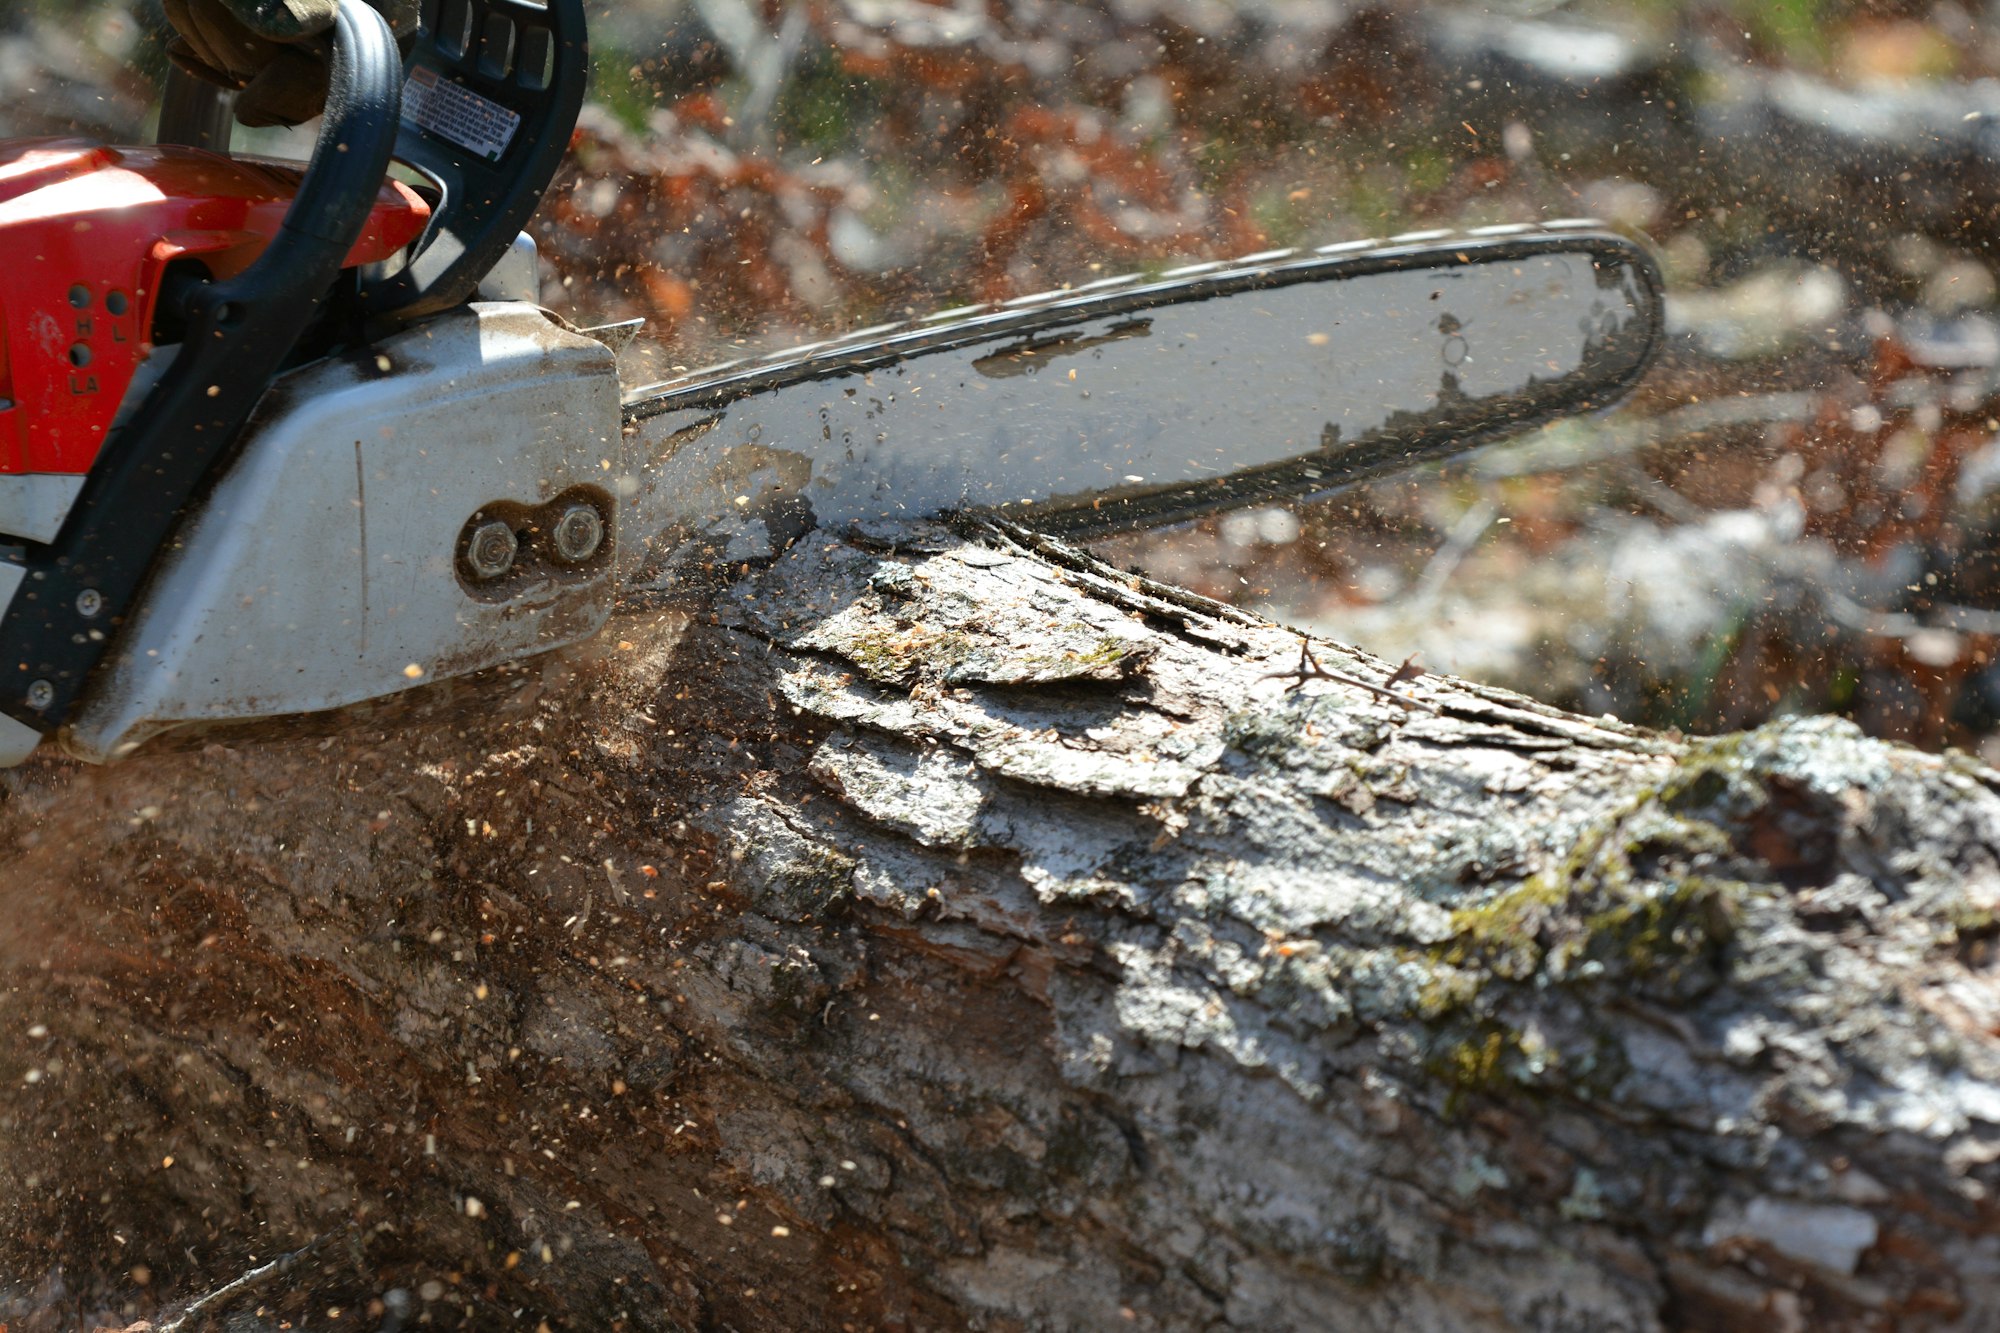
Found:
[2,520,1999,1332]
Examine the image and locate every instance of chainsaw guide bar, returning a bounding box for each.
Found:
[617,221,1661,558]
[0,0,1665,767]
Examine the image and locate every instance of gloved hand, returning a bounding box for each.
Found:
[163,0,420,128]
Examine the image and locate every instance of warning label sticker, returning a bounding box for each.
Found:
[401,66,520,162]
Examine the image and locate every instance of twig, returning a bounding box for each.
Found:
[154,1232,337,1333]
[1408,497,1498,616]
[1471,392,1820,480]
[1265,639,1435,712]
[1823,589,2000,637]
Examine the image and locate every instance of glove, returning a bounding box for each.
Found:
[163,0,420,129]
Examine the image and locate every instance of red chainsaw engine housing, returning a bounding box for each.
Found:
[0,137,430,483]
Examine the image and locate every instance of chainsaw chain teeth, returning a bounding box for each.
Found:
[623,217,1616,412]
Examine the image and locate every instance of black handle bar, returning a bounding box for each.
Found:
[364,0,588,320]
[155,0,589,325]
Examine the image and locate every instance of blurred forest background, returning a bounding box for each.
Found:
[8,0,2000,754]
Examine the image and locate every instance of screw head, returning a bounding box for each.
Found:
[76,589,103,618]
[465,520,519,580]
[549,504,606,564]
[24,680,54,711]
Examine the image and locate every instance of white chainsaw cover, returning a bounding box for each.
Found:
[63,303,626,762]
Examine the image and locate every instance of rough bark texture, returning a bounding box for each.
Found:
[4,522,2000,1332]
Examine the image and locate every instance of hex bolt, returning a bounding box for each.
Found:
[549,503,605,564]
[76,589,103,619]
[24,680,54,711]
[465,520,519,580]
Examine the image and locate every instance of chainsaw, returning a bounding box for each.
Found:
[0,0,1663,767]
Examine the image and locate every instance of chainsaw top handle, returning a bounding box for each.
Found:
[368,0,588,321]
[159,0,587,325]
[0,0,403,740]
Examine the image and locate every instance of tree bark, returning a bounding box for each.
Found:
[3,520,1999,1332]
